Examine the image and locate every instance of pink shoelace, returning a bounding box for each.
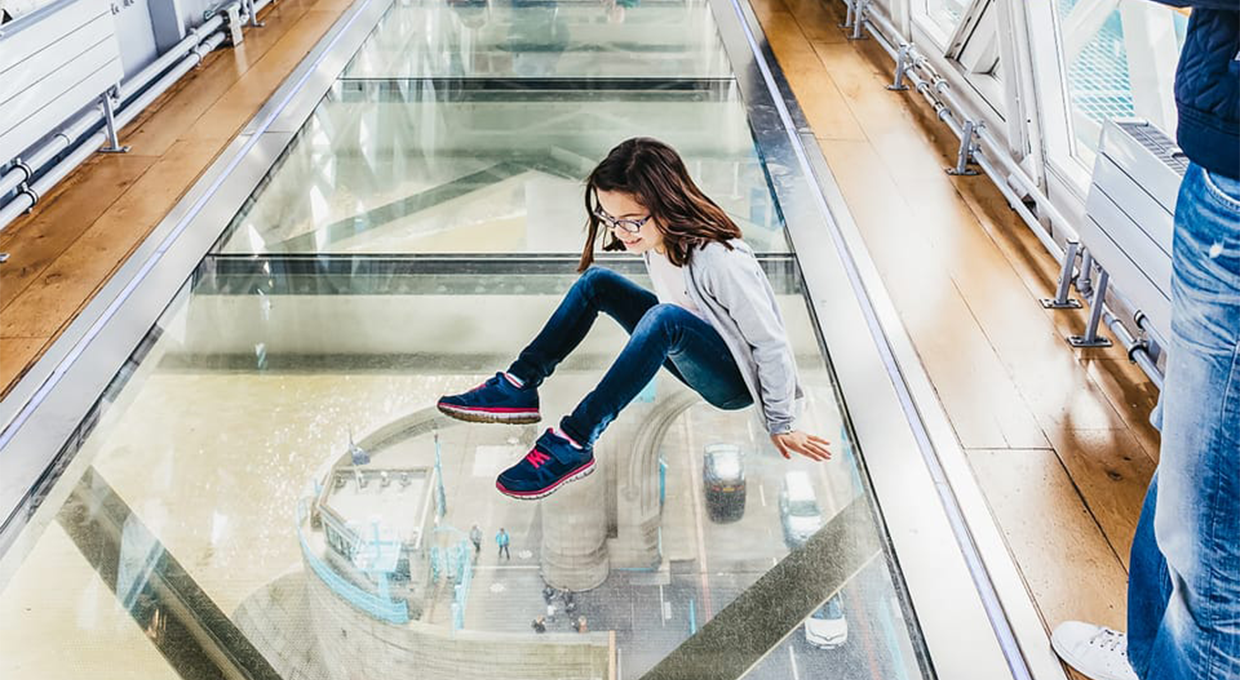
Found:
[524,450,551,469]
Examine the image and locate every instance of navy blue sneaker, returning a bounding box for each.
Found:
[437,372,540,424]
[496,429,595,500]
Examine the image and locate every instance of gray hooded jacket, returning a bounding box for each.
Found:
[678,238,804,434]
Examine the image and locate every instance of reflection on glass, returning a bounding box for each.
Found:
[1,0,935,675]
[917,0,968,38]
[344,0,733,79]
[217,84,789,254]
[0,263,925,679]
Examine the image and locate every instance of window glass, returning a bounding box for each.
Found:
[1054,0,1187,163]
[916,0,969,39]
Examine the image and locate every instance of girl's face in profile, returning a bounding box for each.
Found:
[595,190,664,255]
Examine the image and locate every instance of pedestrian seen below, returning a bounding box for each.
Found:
[1051,4,1239,680]
[469,524,482,555]
[575,616,588,634]
[496,527,511,560]
[437,137,831,502]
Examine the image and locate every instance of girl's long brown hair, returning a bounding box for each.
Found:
[579,137,742,272]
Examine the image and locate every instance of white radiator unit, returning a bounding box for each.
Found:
[1079,119,1187,345]
[0,0,124,166]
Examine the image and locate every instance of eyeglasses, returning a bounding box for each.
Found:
[593,205,652,234]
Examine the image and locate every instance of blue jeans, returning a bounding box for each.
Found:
[508,266,752,446]
[1128,163,1240,680]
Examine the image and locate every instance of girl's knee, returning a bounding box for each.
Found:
[638,303,684,328]
[634,304,691,343]
[579,266,619,285]
[576,266,623,297]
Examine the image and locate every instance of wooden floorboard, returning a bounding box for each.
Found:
[186,9,346,143]
[1083,357,1162,462]
[759,0,1157,655]
[0,0,347,399]
[1,139,230,340]
[1047,426,1156,571]
[968,446,1132,624]
[0,337,46,395]
[819,137,1049,450]
[0,154,157,310]
[121,0,320,157]
[968,448,1130,680]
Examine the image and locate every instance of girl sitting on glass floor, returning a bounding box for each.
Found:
[437,137,831,499]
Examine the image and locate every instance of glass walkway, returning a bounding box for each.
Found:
[0,1,1040,678]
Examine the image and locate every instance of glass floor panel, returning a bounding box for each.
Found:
[215,83,787,255]
[0,262,924,679]
[0,0,952,678]
[343,0,734,79]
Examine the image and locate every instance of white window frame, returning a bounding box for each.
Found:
[852,0,1183,241]
[1020,0,1091,213]
[1023,0,1184,207]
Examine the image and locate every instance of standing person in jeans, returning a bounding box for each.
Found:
[1053,4,1239,680]
[437,137,830,500]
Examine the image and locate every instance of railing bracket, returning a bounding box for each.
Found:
[1041,240,1084,309]
[1069,270,1114,348]
[888,44,911,91]
[848,0,869,40]
[946,118,980,176]
[98,89,130,154]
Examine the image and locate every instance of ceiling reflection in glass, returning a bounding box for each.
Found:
[216,83,789,255]
[343,0,734,79]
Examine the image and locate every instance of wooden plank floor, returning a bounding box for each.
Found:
[756,0,1158,677]
[0,0,348,396]
[0,0,1157,677]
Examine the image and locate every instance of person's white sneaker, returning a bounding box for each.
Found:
[1051,621,1139,680]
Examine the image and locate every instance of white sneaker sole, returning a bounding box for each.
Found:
[496,459,596,501]
[437,402,541,425]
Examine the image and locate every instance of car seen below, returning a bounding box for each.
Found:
[779,470,823,549]
[804,594,848,649]
[703,443,746,523]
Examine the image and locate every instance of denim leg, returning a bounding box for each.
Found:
[1128,472,1172,677]
[508,267,658,389]
[560,303,751,446]
[1127,164,1240,680]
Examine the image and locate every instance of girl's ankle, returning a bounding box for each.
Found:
[552,427,584,450]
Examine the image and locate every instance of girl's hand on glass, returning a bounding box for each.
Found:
[771,431,832,462]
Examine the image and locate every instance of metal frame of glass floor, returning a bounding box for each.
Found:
[0,1,1067,679]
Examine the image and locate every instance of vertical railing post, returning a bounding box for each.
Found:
[245,0,264,27]
[850,0,869,40]
[99,88,130,154]
[946,119,980,176]
[839,0,855,30]
[1069,270,1114,347]
[1041,240,1084,309]
[888,44,911,91]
